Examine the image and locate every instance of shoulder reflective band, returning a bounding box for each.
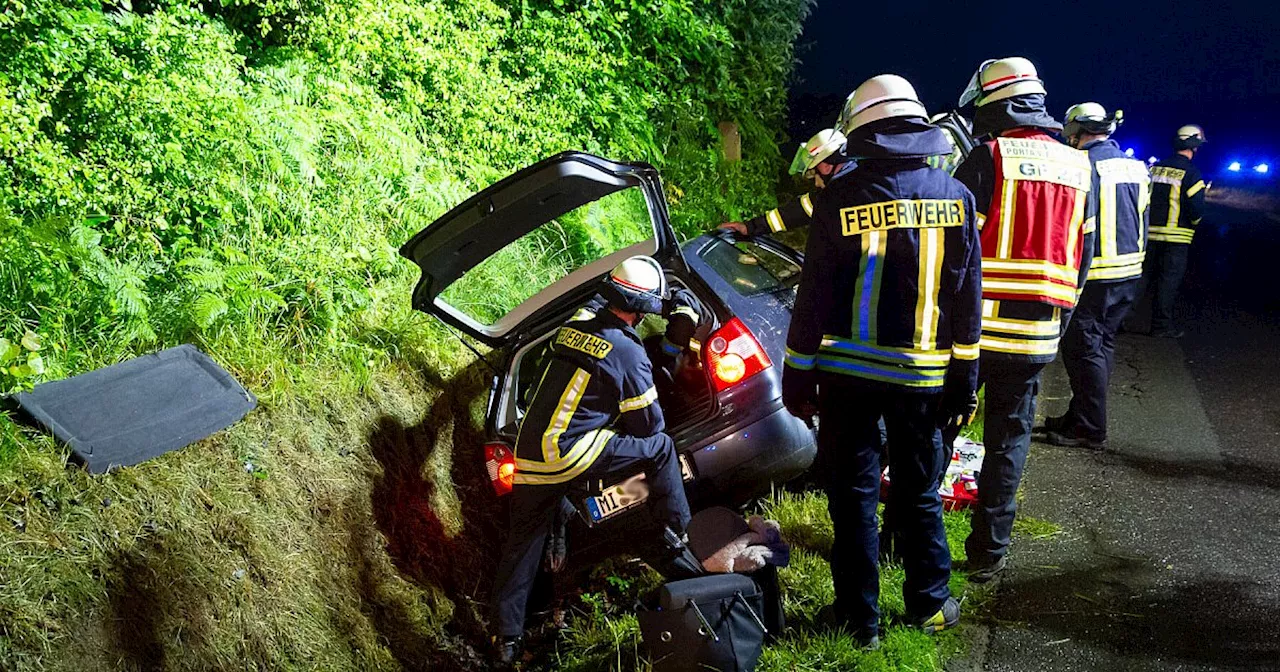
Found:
[800,193,815,217]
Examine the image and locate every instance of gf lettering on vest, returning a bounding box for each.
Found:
[840,199,966,236]
[997,137,1092,191]
[555,328,613,359]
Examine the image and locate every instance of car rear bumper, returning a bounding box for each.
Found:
[682,401,817,509]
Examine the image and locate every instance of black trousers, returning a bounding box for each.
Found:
[491,432,690,637]
[1142,241,1190,332]
[1059,279,1139,441]
[965,359,1045,565]
[817,381,951,634]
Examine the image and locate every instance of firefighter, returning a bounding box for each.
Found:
[1133,125,1207,338]
[926,111,975,175]
[782,74,982,646]
[719,128,855,236]
[951,57,1095,583]
[490,256,701,665]
[1042,103,1150,450]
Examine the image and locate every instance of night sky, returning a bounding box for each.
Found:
[788,0,1280,179]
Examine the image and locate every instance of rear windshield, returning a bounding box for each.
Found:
[697,238,800,297]
[438,188,655,326]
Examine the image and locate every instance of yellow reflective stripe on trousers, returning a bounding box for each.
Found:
[540,368,590,463]
[914,228,944,350]
[619,386,658,413]
[513,429,614,484]
[766,209,785,233]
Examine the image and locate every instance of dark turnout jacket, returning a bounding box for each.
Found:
[1148,153,1206,245]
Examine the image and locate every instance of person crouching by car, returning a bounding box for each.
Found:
[490,255,703,666]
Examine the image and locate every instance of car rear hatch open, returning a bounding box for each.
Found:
[400,152,686,346]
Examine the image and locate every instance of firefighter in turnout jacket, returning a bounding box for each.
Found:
[782,75,983,644]
[1043,103,1150,450]
[951,57,1095,582]
[720,128,856,236]
[1135,125,1207,338]
[491,256,698,665]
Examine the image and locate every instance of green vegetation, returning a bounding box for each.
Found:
[0,0,813,668]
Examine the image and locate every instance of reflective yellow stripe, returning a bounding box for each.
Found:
[766,209,785,233]
[800,193,814,217]
[1088,262,1143,281]
[997,180,1017,258]
[983,299,999,318]
[981,278,1079,304]
[1167,179,1181,229]
[541,369,590,463]
[570,308,597,322]
[1148,226,1195,243]
[820,336,951,366]
[914,228,944,350]
[979,333,1061,356]
[981,258,1079,283]
[976,212,987,230]
[951,342,980,361]
[514,429,613,484]
[1186,180,1206,197]
[1100,179,1118,258]
[619,386,658,413]
[1065,188,1086,269]
[851,231,887,341]
[981,315,1060,336]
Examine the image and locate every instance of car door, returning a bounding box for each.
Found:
[399,152,688,346]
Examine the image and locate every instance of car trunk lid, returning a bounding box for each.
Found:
[399,152,684,346]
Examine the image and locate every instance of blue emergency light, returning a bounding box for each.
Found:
[1255,163,1269,174]
[1228,161,1242,172]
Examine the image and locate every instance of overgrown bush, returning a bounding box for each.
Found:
[0,0,812,667]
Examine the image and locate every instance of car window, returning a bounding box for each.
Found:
[697,238,800,297]
[438,188,655,327]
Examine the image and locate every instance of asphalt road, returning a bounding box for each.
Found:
[960,203,1280,671]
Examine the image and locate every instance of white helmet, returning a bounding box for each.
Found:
[959,57,1046,107]
[1175,124,1206,150]
[1064,102,1121,138]
[601,255,666,314]
[837,75,929,135]
[788,128,847,175]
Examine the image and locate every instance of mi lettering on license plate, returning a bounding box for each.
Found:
[587,455,694,523]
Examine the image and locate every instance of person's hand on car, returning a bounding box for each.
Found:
[782,369,818,425]
[939,388,978,431]
[718,221,749,236]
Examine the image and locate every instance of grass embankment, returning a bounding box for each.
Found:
[0,0,813,668]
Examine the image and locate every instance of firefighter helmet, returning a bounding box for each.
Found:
[959,57,1046,108]
[1064,102,1122,139]
[1174,124,1206,150]
[837,75,929,135]
[600,255,666,315]
[788,128,848,175]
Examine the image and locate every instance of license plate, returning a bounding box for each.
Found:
[586,455,695,523]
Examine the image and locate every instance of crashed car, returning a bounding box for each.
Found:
[400,152,817,558]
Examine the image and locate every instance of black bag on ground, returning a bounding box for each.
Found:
[638,573,769,672]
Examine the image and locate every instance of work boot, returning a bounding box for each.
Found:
[493,635,524,667]
[965,555,1008,584]
[912,597,960,634]
[1039,414,1069,434]
[1045,430,1107,451]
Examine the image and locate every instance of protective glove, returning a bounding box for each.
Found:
[661,289,704,354]
[781,367,819,426]
[938,388,978,431]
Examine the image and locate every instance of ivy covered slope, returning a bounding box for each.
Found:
[0,0,811,668]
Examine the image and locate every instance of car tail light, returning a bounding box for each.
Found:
[485,442,516,496]
[705,317,772,393]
